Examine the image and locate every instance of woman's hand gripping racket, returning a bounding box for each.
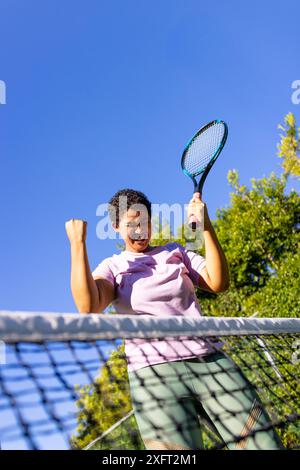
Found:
[181,119,228,231]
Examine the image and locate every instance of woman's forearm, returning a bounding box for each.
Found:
[187,193,230,292]
[70,240,100,313]
[203,210,230,292]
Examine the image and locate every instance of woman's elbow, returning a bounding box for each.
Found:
[77,305,93,314]
[77,302,101,314]
[212,277,230,293]
[217,279,230,293]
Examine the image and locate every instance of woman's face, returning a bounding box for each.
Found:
[114,208,152,253]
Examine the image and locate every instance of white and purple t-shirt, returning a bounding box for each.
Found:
[92,242,218,371]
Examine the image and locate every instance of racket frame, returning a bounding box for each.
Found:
[181,119,228,197]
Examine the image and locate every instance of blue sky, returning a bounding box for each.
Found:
[1,0,299,315]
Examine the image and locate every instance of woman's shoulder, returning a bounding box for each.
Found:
[93,251,123,271]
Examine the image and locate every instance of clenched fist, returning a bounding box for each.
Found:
[65,219,87,244]
[187,193,204,225]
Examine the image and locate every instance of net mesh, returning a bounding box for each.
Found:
[0,312,299,450]
[182,121,226,176]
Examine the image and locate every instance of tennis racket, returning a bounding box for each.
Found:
[181,119,228,231]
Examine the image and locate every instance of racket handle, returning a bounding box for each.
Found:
[188,202,204,232]
[189,215,198,232]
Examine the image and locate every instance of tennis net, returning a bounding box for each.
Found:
[0,311,299,450]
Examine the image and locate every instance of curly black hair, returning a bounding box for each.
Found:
[108,188,152,227]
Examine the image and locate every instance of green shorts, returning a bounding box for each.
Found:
[128,352,283,450]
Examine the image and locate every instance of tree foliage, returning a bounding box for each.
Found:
[200,169,299,318]
[278,112,300,178]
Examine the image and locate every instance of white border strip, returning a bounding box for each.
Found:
[0,311,299,342]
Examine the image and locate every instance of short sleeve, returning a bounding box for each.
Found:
[177,243,206,287]
[92,258,115,287]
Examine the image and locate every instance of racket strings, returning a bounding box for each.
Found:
[183,122,225,176]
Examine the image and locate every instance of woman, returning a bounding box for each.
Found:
[65,188,283,450]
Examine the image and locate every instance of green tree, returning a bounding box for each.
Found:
[278,112,300,178]
[199,169,299,318]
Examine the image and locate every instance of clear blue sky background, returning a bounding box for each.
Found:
[1,0,299,315]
